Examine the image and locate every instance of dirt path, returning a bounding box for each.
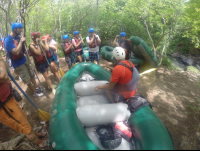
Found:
[0,57,200,150]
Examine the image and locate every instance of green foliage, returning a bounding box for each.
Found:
[188,99,200,113]
[161,56,175,70]
[187,66,200,73]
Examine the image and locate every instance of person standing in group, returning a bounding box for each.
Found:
[45,34,60,66]
[29,32,56,95]
[95,47,139,104]
[61,35,75,69]
[42,35,61,82]
[86,28,101,65]
[72,31,84,63]
[113,32,131,60]
[0,55,48,148]
[4,22,43,97]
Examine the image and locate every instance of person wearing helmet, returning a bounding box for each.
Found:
[61,35,75,69]
[0,58,48,148]
[0,38,6,57]
[72,31,84,63]
[113,32,131,60]
[4,22,44,97]
[45,34,59,66]
[95,47,139,103]
[42,35,61,82]
[86,28,101,65]
[29,32,56,95]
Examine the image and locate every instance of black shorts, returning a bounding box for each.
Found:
[65,53,76,68]
[75,50,83,56]
[35,60,49,74]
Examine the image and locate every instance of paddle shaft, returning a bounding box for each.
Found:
[38,41,59,82]
[24,44,50,99]
[71,37,74,65]
[7,69,38,109]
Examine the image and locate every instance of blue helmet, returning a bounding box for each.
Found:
[120,32,126,37]
[89,28,95,33]
[73,31,79,35]
[63,35,69,40]
[11,22,23,31]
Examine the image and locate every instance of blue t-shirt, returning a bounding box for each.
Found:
[4,35,26,68]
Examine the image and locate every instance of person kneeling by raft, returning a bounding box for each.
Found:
[43,35,61,82]
[29,32,56,95]
[95,47,139,103]
[0,56,48,148]
[61,35,75,69]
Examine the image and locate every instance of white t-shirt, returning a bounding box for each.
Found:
[86,35,100,53]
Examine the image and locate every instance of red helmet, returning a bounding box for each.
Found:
[42,36,47,41]
[31,31,40,40]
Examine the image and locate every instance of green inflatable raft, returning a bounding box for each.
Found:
[129,36,159,68]
[75,47,89,61]
[101,46,143,66]
[49,62,174,150]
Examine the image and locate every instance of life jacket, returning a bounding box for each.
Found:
[89,36,99,48]
[0,80,20,123]
[29,44,46,64]
[7,35,24,61]
[74,38,82,50]
[61,42,72,54]
[1,37,5,48]
[46,49,53,59]
[115,61,139,92]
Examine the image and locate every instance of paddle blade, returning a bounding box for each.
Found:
[140,68,157,76]
[59,68,65,78]
[38,109,50,122]
[72,63,74,67]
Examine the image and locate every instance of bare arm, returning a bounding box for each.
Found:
[87,36,95,45]
[11,37,26,55]
[65,44,73,53]
[0,55,8,83]
[94,81,117,91]
[105,60,114,71]
[29,44,41,55]
[73,34,84,48]
[113,35,120,47]
[40,38,49,52]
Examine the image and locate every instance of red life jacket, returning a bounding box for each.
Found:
[46,50,53,59]
[0,80,11,103]
[9,37,23,60]
[89,36,99,48]
[29,44,46,64]
[74,38,82,50]
[1,38,5,48]
[61,42,72,54]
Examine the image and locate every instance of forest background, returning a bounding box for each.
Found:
[0,0,199,65]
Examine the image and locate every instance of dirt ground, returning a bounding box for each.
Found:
[0,56,200,150]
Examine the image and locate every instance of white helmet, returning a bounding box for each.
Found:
[113,47,125,60]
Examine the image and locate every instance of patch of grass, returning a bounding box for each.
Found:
[161,56,175,70]
[187,66,200,74]
[188,99,200,113]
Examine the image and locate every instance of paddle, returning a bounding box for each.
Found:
[38,41,59,83]
[139,68,157,76]
[49,48,65,78]
[7,69,50,122]
[24,44,50,99]
[71,37,74,67]
[80,37,86,62]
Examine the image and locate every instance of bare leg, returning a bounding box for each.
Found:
[105,90,115,103]
[77,55,82,62]
[51,61,60,81]
[97,61,100,65]
[42,71,54,89]
[31,77,38,88]
[26,130,47,148]
[27,83,36,93]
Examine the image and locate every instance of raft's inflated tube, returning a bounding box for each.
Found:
[129,36,159,67]
[100,46,144,65]
[76,104,130,127]
[50,62,174,150]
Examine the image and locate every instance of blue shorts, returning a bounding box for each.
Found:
[36,60,49,74]
[89,51,100,61]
